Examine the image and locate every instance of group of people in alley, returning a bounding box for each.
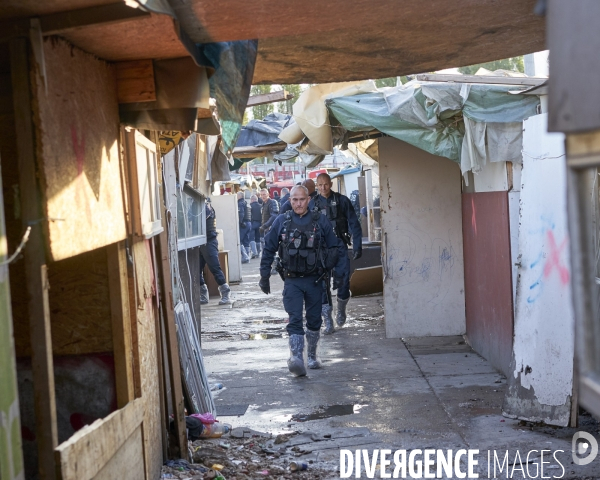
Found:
[200,173,362,377]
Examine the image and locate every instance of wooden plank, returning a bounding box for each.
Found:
[94,425,145,480]
[10,37,58,480]
[115,60,156,104]
[415,73,547,86]
[156,218,188,459]
[55,398,144,480]
[40,3,150,36]
[246,90,292,107]
[232,142,287,158]
[107,241,135,408]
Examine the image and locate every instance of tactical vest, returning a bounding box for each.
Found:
[278,211,322,277]
[250,202,262,223]
[316,192,350,244]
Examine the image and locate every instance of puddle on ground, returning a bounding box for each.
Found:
[241,333,283,340]
[249,319,288,325]
[284,404,367,422]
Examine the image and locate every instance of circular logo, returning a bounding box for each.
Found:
[572,432,599,466]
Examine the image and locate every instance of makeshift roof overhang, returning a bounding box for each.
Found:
[1,0,545,85]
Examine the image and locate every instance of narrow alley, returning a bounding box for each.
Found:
[195,261,600,479]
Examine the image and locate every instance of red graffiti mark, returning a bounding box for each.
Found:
[471,197,477,236]
[71,125,91,218]
[543,230,570,285]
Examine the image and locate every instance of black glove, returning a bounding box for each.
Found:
[259,276,271,294]
[332,274,343,291]
[353,250,362,260]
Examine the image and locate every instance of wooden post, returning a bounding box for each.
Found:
[10,38,57,479]
[107,241,135,408]
[156,226,188,459]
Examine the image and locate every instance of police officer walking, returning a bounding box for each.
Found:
[314,173,362,334]
[259,188,280,236]
[237,191,251,263]
[259,186,344,376]
[199,200,232,305]
[249,194,262,258]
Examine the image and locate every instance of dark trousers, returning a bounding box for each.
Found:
[239,222,251,248]
[322,244,351,302]
[251,221,262,244]
[283,276,322,335]
[199,236,226,286]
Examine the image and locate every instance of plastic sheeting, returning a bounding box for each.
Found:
[236,112,293,148]
[327,81,539,173]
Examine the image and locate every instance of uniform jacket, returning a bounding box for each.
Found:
[260,198,280,232]
[260,210,345,278]
[314,192,362,253]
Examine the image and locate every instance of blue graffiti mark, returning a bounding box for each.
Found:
[529,281,539,290]
[530,252,543,269]
[439,246,454,273]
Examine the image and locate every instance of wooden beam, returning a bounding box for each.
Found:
[156,215,187,459]
[107,241,135,408]
[246,90,292,107]
[232,142,287,158]
[115,60,156,104]
[415,73,547,87]
[10,37,57,480]
[55,398,144,480]
[0,4,150,43]
[40,3,150,36]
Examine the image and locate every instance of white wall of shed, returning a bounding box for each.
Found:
[473,161,508,192]
[211,195,242,282]
[379,137,466,338]
[507,113,574,425]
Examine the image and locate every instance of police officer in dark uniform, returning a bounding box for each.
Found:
[314,173,362,334]
[237,191,251,263]
[259,186,344,376]
[199,200,232,305]
[249,194,262,257]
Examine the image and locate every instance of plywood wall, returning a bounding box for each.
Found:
[379,137,465,338]
[13,246,113,357]
[33,37,126,262]
[131,237,163,479]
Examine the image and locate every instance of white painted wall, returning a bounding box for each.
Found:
[473,161,508,192]
[509,113,573,425]
[508,191,520,306]
[379,138,465,337]
[211,195,242,282]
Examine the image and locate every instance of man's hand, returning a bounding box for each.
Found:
[259,276,271,294]
[332,274,343,291]
[353,250,362,260]
[259,226,265,235]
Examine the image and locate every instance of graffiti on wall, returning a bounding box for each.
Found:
[527,216,570,304]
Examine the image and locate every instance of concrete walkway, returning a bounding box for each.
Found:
[200,261,600,479]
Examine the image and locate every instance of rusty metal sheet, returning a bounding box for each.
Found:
[462,192,513,376]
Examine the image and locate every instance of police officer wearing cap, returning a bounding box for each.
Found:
[314,173,362,334]
[259,185,344,376]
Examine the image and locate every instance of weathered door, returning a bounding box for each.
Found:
[503,113,574,426]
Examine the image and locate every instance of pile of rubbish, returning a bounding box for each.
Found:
[161,427,339,480]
